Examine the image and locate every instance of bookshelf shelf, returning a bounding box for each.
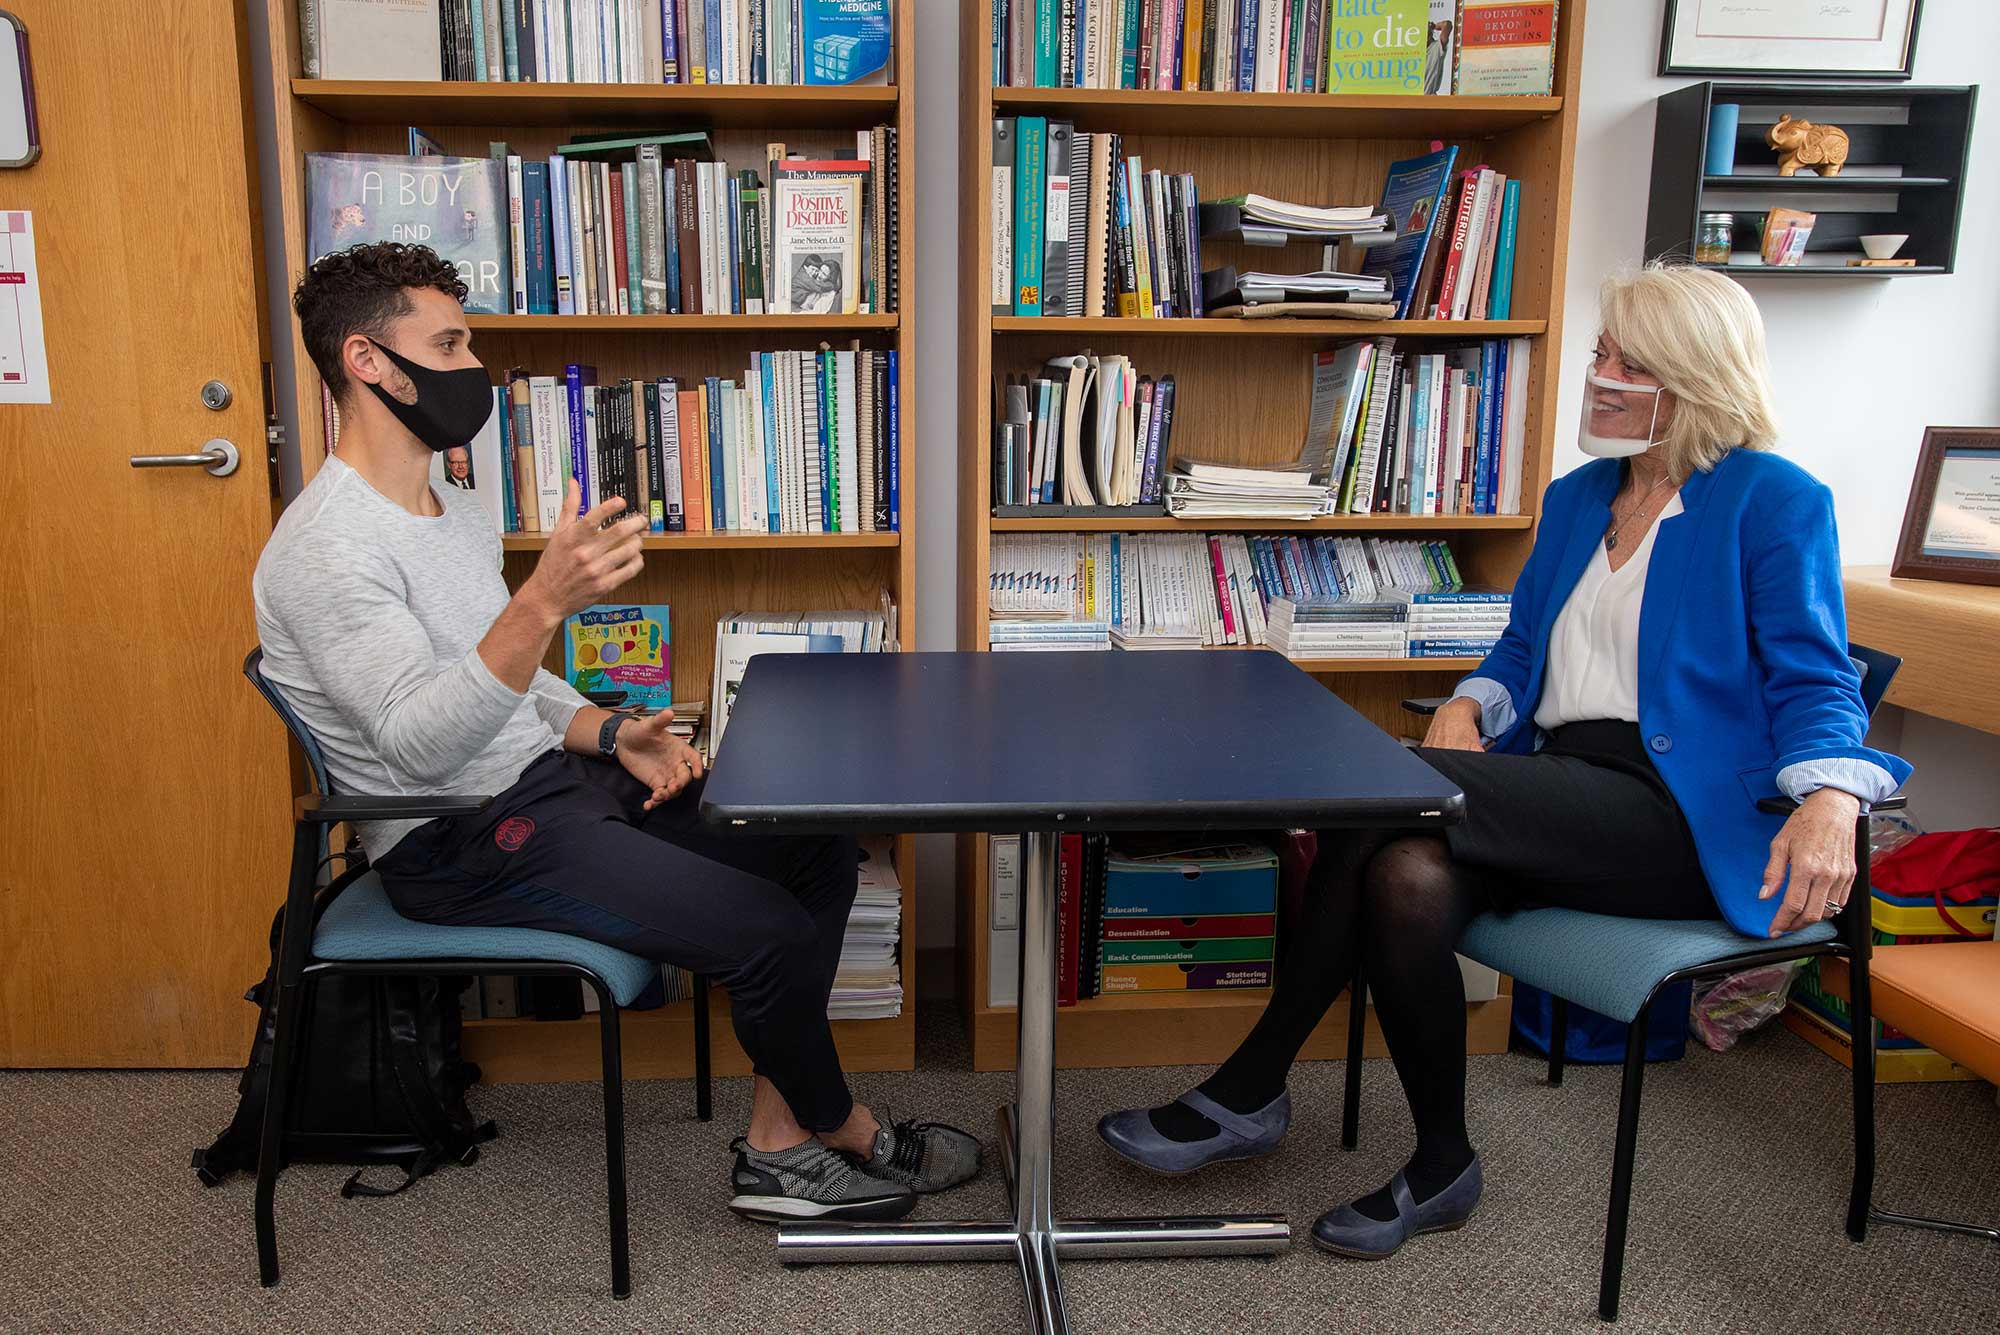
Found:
[1693,263,1948,278]
[466,313,899,333]
[504,527,904,551]
[992,317,1547,338]
[990,514,1533,533]
[990,86,1563,138]
[958,0,1590,1072]
[266,1,921,1079]
[292,78,901,129]
[500,531,900,552]
[462,995,916,1084]
[1700,174,1951,190]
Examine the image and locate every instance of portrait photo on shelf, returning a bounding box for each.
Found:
[1891,426,2000,587]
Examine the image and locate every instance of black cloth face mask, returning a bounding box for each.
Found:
[363,337,494,453]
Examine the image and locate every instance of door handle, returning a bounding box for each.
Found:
[129,438,240,477]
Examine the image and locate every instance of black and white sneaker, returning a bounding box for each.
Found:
[857,1109,984,1196]
[728,1136,916,1223]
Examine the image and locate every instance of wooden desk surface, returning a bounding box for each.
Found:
[1844,566,2000,736]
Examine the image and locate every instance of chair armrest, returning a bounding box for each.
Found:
[296,793,493,823]
[1402,696,1450,717]
[581,689,629,708]
[1755,793,1907,817]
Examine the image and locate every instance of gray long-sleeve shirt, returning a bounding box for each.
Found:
[253,455,589,857]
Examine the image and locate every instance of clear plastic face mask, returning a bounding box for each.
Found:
[1579,373,1663,459]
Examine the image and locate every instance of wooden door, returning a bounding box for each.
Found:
[0,2,290,1065]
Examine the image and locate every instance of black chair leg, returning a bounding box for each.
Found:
[693,974,713,1124]
[593,983,631,1300]
[1341,957,1365,1151]
[1598,1011,1651,1322]
[255,824,319,1288]
[1549,996,1570,1087]
[1845,959,1877,1239]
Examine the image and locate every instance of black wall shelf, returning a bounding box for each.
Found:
[1646,82,1976,277]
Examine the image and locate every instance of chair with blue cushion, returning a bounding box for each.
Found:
[1342,644,1901,1322]
[244,648,712,1299]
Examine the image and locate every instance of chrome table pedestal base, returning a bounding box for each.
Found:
[776,833,1289,1334]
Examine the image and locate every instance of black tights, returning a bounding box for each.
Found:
[1154,832,1499,1218]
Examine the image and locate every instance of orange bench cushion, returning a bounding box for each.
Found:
[1822,943,2000,1084]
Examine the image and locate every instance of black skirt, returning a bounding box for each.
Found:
[1413,721,1716,920]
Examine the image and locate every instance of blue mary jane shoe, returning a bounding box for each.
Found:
[1310,1157,1483,1260]
[1096,1089,1291,1176]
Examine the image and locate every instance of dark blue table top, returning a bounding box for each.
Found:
[699,650,1464,835]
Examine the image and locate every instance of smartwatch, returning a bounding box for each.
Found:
[596,711,632,759]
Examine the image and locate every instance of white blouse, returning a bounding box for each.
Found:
[1532,493,1684,733]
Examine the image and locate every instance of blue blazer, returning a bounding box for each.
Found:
[1471,449,1911,937]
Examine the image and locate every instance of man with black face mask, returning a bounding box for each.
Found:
[254,243,979,1223]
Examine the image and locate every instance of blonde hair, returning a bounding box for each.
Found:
[1598,264,1779,478]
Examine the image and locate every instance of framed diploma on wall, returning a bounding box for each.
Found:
[1660,0,1922,80]
[1893,427,2000,587]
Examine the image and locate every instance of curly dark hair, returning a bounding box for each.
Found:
[293,242,469,404]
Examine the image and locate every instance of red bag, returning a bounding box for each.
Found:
[1871,829,2000,939]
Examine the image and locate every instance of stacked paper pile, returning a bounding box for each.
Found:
[990,620,1112,652]
[1265,597,1409,660]
[1165,458,1331,521]
[1205,193,1389,246]
[1111,624,1203,651]
[830,837,903,1021]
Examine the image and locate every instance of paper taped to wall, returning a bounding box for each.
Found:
[0,210,49,403]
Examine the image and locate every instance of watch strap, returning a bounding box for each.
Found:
[597,711,629,758]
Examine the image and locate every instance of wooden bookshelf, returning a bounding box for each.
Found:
[955,0,1589,1071]
[991,316,1547,337]
[1843,566,2000,736]
[263,0,921,1081]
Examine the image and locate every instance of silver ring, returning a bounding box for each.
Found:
[1824,898,1842,916]
[680,759,694,774]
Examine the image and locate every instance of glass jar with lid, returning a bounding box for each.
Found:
[1696,213,1735,265]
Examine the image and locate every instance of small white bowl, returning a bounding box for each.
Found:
[1860,233,1909,260]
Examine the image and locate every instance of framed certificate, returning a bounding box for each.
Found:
[1660,0,1922,80]
[1892,427,2000,587]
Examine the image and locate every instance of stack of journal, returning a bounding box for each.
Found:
[1165,458,1331,521]
[831,836,903,1021]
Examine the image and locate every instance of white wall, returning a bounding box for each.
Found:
[1556,0,2000,561]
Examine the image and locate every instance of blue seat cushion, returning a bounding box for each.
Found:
[1457,908,1837,1023]
[314,871,661,1008]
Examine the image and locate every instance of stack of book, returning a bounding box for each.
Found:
[421,352,900,537]
[302,0,895,87]
[1398,586,1512,658]
[989,620,1112,652]
[1358,143,1524,323]
[832,837,904,1021]
[990,1,1559,98]
[989,532,1479,654]
[992,121,1203,320]
[1265,596,1408,660]
[307,130,900,321]
[1165,458,1329,521]
[993,355,1176,510]
[1097,841,1279,995]
[709,605,894,756]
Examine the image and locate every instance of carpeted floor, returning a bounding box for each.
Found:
[2,1011,1995,1335]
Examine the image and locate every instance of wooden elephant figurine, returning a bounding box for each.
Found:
[1767,115,1851,177]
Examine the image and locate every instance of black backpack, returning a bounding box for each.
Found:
[193,862,497,1198]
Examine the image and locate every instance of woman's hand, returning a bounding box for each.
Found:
[1423,697,1486,752]
[614,711,707,811]
[1760,787,1861,937]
